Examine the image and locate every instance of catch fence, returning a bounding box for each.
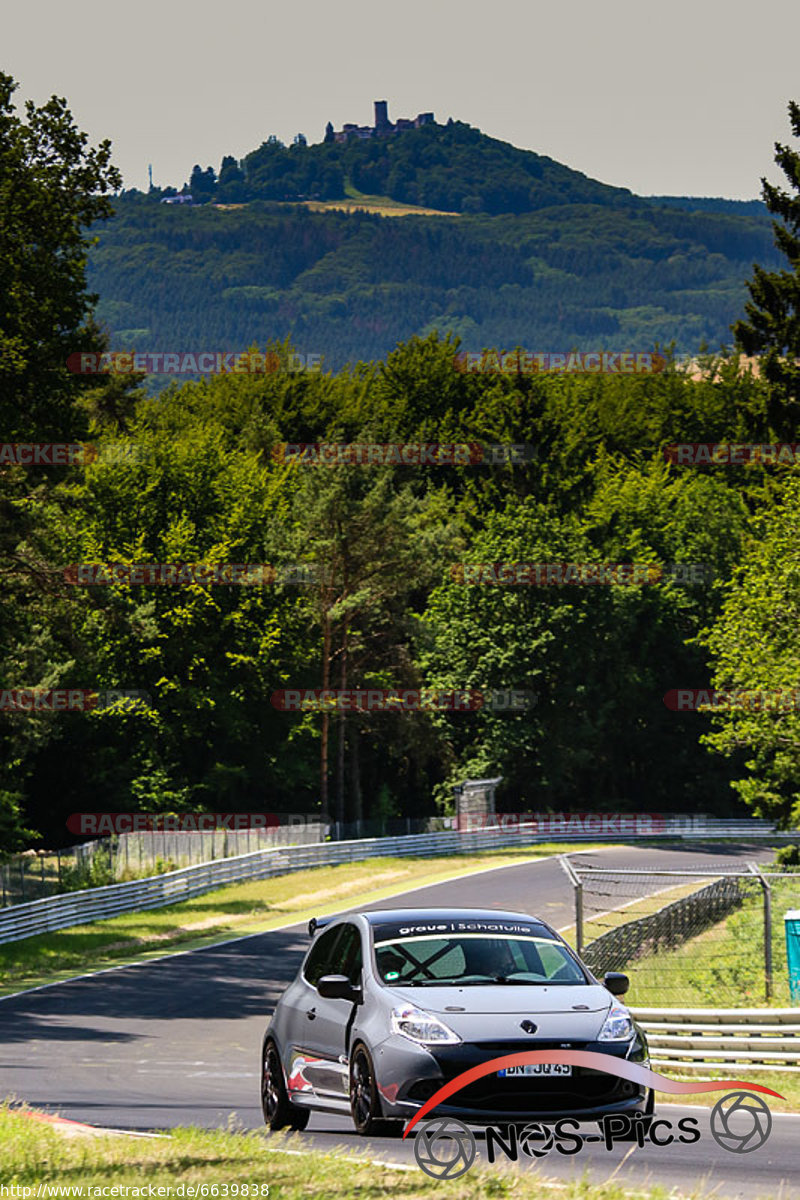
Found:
[561,859,800,1006]
[0,822,327,907]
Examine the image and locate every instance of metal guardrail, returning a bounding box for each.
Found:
[0,817,797,946]
[0,828,543,945]
[632,1007,800,1073]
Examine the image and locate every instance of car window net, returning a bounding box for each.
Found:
[374,935,585,985]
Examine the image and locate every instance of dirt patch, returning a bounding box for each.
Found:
[276,868,411,911]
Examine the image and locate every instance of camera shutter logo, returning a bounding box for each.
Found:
[710,1092,772,1153]
[413,1117,476,1179]
[518,1121,555,1157]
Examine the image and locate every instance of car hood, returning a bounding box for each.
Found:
[387,983,616,1041]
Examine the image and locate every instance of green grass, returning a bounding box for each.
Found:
[561,881,708,946]
[0,1104,719,1200]
[0,844,611,996]
[623,876,800,1008]
[649,1068,800,1114]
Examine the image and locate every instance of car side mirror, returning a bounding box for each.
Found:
[317,974,362,1003]
[603,971,630,996]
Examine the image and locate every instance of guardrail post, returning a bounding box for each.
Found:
[749,863,773,1001]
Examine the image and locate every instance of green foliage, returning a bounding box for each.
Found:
[0,792,37,858]
[700,475,800,825]
[0,73,122,853]
[60,852,116,892]
[4,77,798,843]
[734,100,800,436]
[0,72,120,440]
[6,327,793,840]
[87,191,779,371]
[775,843,800,866]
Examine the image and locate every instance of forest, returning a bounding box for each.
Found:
[2,75,798,851]
[89,196,779,373]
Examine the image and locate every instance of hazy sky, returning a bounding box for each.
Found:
[4,0,799,199]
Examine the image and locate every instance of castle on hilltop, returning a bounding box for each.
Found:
[325,101,435,144]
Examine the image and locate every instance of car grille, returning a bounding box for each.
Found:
[470,1040,589,1053]
[417,1041,636,1114]
[452,1072,630,1113]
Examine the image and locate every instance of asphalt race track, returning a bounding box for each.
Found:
[1,843,796,1198]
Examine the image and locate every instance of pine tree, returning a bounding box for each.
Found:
[733,101,800,436]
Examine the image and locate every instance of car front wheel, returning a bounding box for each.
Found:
[261,1040,310,1131]
[349,1045,404,1137]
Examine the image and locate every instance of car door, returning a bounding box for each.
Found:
[297,921,364,1102]
[283,923,347,1105]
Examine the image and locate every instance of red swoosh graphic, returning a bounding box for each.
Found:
[401,1050,784,1137]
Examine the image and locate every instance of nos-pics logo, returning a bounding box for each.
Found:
[404,1051,780,1180]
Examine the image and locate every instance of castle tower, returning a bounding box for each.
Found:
[374,100,390,132]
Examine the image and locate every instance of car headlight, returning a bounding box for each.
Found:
[391,1004,461,1045]
[598,1004,635,1042]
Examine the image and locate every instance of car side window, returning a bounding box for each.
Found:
[333,923,363,985]
[538,941,584,981]
[303,926,343,987]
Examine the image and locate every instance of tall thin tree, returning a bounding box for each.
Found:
[733,101,800,437]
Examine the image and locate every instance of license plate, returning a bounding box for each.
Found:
[497,1064,573,1077]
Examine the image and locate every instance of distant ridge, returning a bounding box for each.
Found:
[646,195,766,215]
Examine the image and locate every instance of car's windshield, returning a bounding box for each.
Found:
[373,933,587,986]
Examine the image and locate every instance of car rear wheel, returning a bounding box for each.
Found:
[349,1045,404,1137]
[261,1041,310,1131]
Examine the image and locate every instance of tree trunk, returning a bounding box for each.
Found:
[351,722,363,823]
[336,617,349,824]
[320,608,331,815]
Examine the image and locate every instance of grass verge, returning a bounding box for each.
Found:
[0,1104,706,1200]
[623,875,800,1007]
[561,881,709,947]
[652,1069,800,1114]
[0,843,610,996]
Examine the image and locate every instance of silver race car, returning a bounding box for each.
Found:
[261,907,651,1135]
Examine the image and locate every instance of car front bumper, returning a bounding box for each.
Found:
[373,1034,651,1125]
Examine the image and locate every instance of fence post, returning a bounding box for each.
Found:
[749,863,773,1001]
[559,855,583,954]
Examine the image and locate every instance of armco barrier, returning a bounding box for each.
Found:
[0,828,528,945]
[632,1007,800,1072]
[0,818,797,946]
